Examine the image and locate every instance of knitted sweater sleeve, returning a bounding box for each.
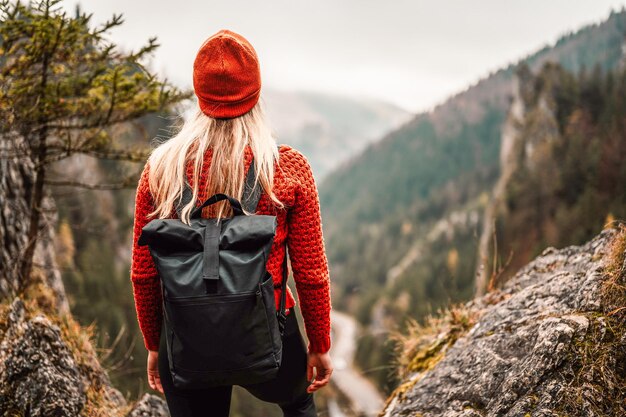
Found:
[285,148,332,353]
[130,161,163,351]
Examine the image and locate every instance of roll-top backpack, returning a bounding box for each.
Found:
[137,149,288,389]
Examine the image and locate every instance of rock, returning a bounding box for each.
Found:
[0,135,171,416]
[126,393,170,417]
[0,296,172,416]
[0,135,70,314]
[0,298,86,416]
[382,229,626,417]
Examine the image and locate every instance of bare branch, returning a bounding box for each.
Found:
[39,146,149,167]
[44,176,139,190]
[68,147,149,162]
[46,111,158,131]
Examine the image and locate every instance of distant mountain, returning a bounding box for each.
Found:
[263,89,411,179]
[317,8,626,391]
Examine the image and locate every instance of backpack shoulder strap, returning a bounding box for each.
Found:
[176,178,194,219]
[175,144,281,217]
[241,156,261,214]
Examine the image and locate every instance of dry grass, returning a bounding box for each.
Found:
[383,304,481,405]
[601,222,626,311]
[556,222,626,416]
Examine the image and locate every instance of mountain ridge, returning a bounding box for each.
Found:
[319,8,626,311]
[318,8,626,394]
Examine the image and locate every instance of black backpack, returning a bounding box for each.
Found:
[137,150,288,389]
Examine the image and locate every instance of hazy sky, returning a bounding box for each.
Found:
[64,1,626,112]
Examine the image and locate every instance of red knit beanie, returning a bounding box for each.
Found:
[192,29,261,119]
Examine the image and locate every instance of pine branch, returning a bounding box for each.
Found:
[48,11,66,60]
[126,36,159,62]
[93,13,124,37]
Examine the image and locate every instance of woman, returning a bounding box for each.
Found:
[130,29,333,416]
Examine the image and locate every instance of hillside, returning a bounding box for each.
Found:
[317,8,626,392]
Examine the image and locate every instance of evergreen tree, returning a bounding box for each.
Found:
[0,0,192,286]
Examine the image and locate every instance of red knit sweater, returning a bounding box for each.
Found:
[130,144,332,353]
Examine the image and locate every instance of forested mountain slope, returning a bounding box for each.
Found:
[317,9,626,392]
[320,9,626,319]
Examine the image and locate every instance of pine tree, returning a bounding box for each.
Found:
[0,0,192,289]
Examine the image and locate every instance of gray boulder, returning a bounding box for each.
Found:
[0,297,171,416]
[126,394,171,417]
[0,298,86,416]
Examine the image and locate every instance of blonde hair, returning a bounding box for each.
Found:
[146,100,285,225]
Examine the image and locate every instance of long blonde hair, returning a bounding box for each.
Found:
[146,100,285,224]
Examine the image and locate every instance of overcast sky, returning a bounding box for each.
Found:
[64,1,626,112]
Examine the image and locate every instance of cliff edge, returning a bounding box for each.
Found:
[382,226,626,417]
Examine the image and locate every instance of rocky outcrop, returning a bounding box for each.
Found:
[0,292,172,416]
[382,227,626,417]
[0,135,35,297]
[0,135,170,415]
[0,295,133,415]
[474,73,525,296]
[0,135,69,314]
[0,298,87,416]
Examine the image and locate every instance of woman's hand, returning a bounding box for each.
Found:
[306,351,333,393]
[147,350,164,394]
